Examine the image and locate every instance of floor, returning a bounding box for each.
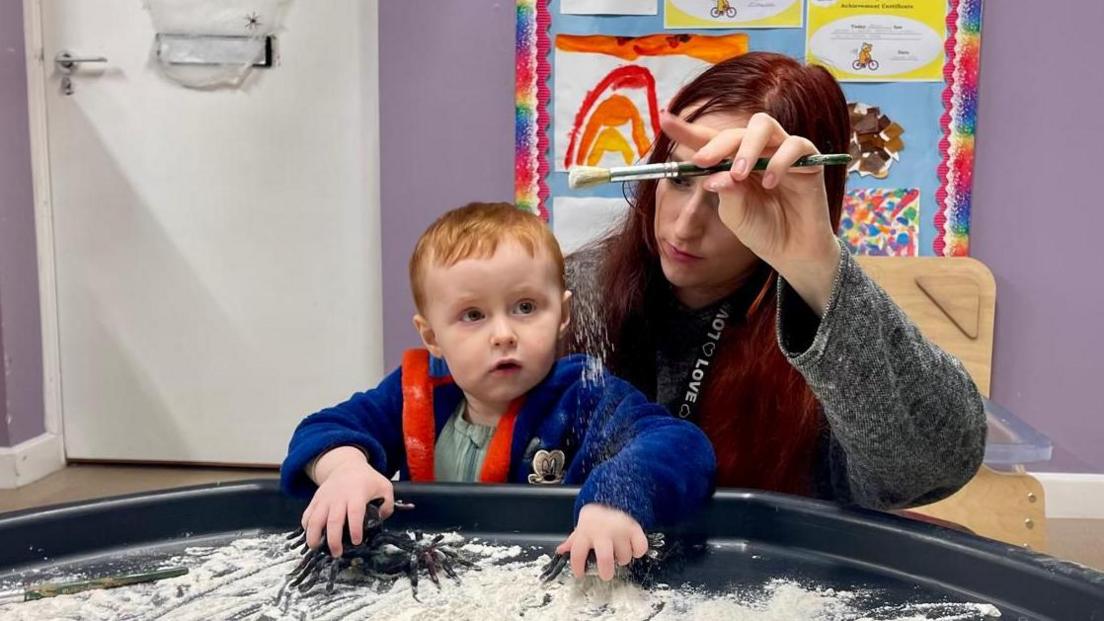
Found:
[1,464,1103,573]
[0,463,277,513]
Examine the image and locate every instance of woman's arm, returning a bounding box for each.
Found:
[777,240,987,509]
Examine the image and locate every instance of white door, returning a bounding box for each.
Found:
[30,0,383,464]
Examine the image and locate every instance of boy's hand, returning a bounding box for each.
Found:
[301,446,394,557]
[555,504,649,581]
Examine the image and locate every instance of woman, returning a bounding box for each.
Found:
[566,52,985,510]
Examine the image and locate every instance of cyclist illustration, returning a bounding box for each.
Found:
[710,0,737,18]
[852,42,880,71]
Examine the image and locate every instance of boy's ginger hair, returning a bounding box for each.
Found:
[409,202,566,313]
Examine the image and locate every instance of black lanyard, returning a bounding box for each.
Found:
[676,302,731,421]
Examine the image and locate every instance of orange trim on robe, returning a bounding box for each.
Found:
[401,349,437,482]
[477,398,523,483]
[401,349,524,483]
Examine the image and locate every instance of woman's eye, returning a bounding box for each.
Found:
[514,300,536,315]
[461,309,484,322]
[667,175,691,189]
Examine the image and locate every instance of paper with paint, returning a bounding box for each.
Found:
[553,33,747,172]
[806,0,946,82]
[839,188,920,257]
[561,0,657,15]
[664,0,802,29]
[847,102,904,180]
[551,197,630,254]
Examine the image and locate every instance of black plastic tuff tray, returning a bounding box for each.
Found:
[0,479,1102,619]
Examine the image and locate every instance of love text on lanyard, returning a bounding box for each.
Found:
[678,303,730,420]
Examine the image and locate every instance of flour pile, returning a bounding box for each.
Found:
[0,533,1001,620]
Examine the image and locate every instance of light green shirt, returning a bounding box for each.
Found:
[434,401,496,482]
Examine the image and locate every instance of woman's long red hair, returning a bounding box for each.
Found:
[573,52,851,493]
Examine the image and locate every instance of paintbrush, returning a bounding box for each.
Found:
[0,566,188,604]
[567,153,852,190]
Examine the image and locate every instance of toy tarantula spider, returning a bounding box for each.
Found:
[539,532,675,584]
[282,498,478,599]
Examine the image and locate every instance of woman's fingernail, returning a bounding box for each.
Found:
[763,172,776,188]
[733,158,748,176]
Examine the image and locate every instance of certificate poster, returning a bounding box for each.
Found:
[806,0,947,82]
[664,0,802,29]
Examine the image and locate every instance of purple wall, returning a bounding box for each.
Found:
[378,1,516,367]
[378,1,1104,472]
[970,1,1104,472]
[0,0,46,448]
[1,1,1099,469]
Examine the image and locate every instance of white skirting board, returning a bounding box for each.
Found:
[0,433,66,489]
[1031,472,1104,519]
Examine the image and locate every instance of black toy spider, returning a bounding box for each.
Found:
[539,531,676,584]
[282,498,478,599]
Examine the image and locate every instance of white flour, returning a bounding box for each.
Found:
[0,533,1001,620]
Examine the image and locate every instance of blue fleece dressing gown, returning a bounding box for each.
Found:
[281,350,716,528]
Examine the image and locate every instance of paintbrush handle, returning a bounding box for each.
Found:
[20,566,188,602]
[607,153,851,183]
[692,153,852,175]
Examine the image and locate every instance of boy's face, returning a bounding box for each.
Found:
[413,240,571,410]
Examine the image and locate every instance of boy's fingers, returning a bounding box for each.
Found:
[555,532,575,555]
[305,511,325,550]
[301,495,318,530]
[630,528,649,558]
[326,505,346,557]
[347,500,366,546]
[594,539,615,581]
[569,537,591,579]
[613,536,633,567]
[378,484,395,519]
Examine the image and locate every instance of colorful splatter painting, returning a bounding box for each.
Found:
[839,188,920,256]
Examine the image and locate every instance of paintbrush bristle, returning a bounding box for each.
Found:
[567,166,611,189]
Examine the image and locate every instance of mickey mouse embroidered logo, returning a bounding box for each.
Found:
[528,449,566,485]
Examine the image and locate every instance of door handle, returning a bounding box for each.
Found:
[55,50,108,73]
[54,50,108,95]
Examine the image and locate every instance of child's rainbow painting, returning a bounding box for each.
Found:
[553,33,747,172]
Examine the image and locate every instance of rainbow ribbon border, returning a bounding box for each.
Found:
[934,0,982,256]
[514,0,551,219]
